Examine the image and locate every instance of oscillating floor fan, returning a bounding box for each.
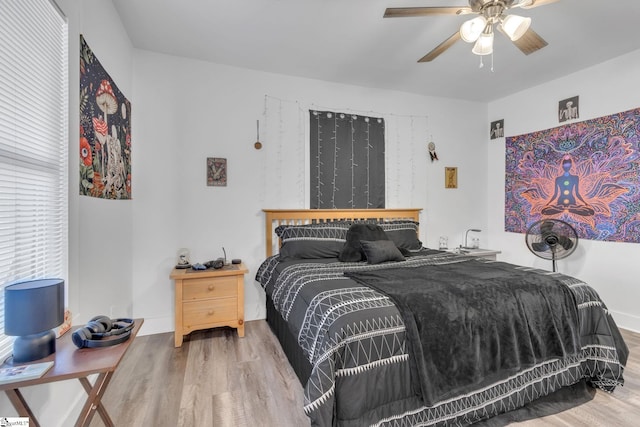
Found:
[525,219,578,272]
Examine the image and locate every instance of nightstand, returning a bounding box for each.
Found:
[170,263,248,347]
[450,248,501,261]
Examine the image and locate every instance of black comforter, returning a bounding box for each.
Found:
[346,260,583,406]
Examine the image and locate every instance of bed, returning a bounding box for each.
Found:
[256,209,628,427]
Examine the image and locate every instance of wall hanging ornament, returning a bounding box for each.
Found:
[428,140,439,161]
[254,119,262,150]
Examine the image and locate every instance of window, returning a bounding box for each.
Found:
[0,0,68,360]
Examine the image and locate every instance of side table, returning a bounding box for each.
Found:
[449,248,501,260]
[171,263,248,347]
[0,318,144,427]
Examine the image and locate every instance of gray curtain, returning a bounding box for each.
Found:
[310,111,385,209]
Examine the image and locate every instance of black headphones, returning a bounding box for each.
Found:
[72,316,135,349]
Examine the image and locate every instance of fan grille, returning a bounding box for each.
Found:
[525,219,578,271]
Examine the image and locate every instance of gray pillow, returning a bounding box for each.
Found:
[276,222,350,260]
[378,221,423,251]
[360,240,405,264]
[339,224,389,262]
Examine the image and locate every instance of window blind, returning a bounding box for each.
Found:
[0,0,68,361]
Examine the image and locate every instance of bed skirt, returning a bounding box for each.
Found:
[266,294,313,385]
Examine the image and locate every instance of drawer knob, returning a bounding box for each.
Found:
[208,285,215,291]
[207,310,214,316]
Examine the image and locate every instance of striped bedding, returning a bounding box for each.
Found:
[256,251,628,427]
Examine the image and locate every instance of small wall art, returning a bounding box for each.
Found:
[490,119,504,139]
[558,96,579,123]
[207,157,227,186]
[445,167,458,189]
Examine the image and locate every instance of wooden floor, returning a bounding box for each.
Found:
[90,321,639,427]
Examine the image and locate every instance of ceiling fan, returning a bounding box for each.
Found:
[384,0,558,62]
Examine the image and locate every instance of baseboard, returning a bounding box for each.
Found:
[58,379,95,427]
[136,316,174,336]
[611,310,640,333]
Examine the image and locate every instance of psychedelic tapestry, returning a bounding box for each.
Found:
[505,107,640,242]
[79,35,131,199]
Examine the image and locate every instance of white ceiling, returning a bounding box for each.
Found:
[112,0,640,102]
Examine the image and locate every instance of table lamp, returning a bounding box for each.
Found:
[464,228,482,249]
[4,278,65,363]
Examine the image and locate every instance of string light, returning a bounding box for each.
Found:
[263,95,428,208]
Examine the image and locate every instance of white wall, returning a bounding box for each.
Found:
[130,50,489,334]
[57,0,135,324]
[72,2,135,322]
[0,0,135,424]
[488,48,640,332]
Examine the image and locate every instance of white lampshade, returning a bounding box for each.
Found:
[460,16,488,43]
[500,14,531,41]
[472,31,494,55]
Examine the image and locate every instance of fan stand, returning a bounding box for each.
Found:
[549,245,559,272]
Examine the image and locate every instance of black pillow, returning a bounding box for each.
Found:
[275,222,350,260]
[360,240,406,264]
[379,221,423,251]
[339,223,389,262]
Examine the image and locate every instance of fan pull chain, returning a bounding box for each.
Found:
[478,54,495,71]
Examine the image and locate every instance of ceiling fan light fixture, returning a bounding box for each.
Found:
[460,16,487,43]
[500,14,531,41]
[472,29,494,55]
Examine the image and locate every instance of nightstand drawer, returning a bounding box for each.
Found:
[183,276,237,300]
[183,297,237,326]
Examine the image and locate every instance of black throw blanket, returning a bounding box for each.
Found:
[346,259,581,406]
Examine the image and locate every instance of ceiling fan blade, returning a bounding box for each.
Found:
[384,7,473,18]
[512,28,548,55]
[515,0,560,9]
[418,32,462,62]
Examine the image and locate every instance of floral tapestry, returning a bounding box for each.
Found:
[505,107,640,242]
[79,35,131,199]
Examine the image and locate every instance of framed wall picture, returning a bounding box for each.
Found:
[445,167,457,189]
[558,96,579,122]
[207,157,227,186]
[490,119,504,139]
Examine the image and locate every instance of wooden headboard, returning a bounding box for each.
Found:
[263,208,422,257]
